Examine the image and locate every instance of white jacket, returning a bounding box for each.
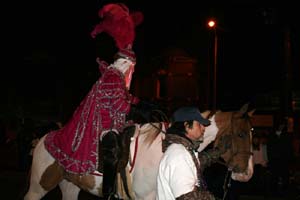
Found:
[156,143,199,199]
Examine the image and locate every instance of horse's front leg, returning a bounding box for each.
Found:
[24,176,49,200]
[59,179,81,200]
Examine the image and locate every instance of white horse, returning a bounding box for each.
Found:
[24,104,254,200]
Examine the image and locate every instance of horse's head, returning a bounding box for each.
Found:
[213,103,255,174]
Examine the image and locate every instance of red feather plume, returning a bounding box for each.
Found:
[91,3,144,50]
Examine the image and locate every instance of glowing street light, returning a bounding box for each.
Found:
[208,20,216,28]
[208,19,218,111]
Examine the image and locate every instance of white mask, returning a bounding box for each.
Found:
[113,58,135,89]
[124,65,135,89]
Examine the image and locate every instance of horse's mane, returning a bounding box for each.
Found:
[130,105,168,148]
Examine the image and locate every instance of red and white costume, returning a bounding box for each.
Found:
[45,3,143,175]
[45,60,139,174]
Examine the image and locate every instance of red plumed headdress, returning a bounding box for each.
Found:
[91,3,143,60]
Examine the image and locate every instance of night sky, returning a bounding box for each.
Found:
[2,1,300,118]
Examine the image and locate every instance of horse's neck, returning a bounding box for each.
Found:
[130,122,166,153]
[198,115,219,152]
[129,122,165,173]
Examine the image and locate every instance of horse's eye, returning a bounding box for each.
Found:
[238,131,248,138]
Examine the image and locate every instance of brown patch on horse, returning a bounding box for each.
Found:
[65,172,96,192]
[40,161,64,191]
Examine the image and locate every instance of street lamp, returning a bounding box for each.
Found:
[208,19,218,111]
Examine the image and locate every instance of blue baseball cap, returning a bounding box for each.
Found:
[172,106,210,126]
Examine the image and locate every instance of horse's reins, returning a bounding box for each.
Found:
[148,109,169,134]
[139,109,169,135]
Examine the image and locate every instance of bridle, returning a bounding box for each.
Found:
[220,113,253,200]
[215,113,253,164]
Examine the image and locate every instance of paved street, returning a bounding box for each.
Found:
[0,169,99,200]
[0,142,299,200]
[2,168,299,200]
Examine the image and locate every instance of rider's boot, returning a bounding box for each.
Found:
[117,126,136,172]
[102,131,121,200]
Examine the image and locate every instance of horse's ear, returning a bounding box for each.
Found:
[247,109,255,117]
[201,110,211,119]
[239,103,249,114]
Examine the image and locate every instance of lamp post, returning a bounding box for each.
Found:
[208,20,218,111]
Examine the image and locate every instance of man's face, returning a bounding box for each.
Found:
[186,121,206,141]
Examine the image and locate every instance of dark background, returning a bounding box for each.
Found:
[2,1,300,121]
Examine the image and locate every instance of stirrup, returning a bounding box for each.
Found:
[108,193,122,200]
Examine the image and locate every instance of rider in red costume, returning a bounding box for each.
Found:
[45,3,143,199]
